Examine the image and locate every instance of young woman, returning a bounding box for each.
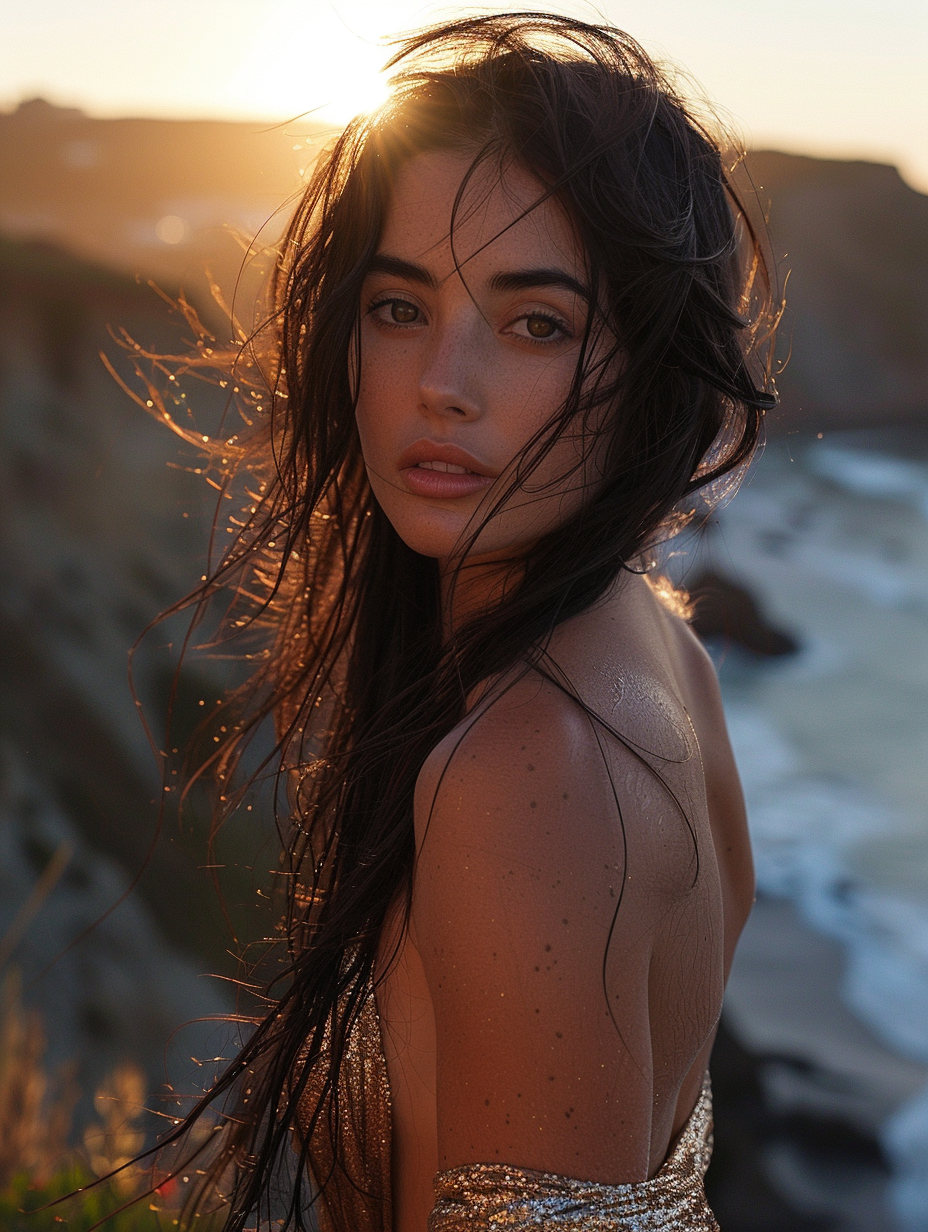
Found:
[158,12,776,1231]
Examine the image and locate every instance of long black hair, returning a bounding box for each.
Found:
[140,12,777,1228]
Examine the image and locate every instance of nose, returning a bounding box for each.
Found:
[417,318,484,423]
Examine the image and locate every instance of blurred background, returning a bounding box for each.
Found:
[0,1,926,1229]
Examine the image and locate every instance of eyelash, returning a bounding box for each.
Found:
[511,309,573,346]
[367,296,419,325]
[366,296,573,345]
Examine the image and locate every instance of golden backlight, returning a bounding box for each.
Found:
[2,1,926,192]
[230,0,426,126]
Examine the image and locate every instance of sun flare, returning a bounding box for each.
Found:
[314,57,392,124]
[231,0,426,127]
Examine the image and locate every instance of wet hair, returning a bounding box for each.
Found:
[147,11,777,1228]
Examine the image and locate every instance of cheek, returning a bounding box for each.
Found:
[497,359,579,462]
[354,344,406,458]
[353,387,380,458]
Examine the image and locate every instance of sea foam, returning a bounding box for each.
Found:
[712,437,928,1230]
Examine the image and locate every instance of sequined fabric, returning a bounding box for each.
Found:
[429,1078,719,1232]
[298,980,718,1232]
[295,989,393,1232]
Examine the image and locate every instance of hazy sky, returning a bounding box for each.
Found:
[3,0,926,190]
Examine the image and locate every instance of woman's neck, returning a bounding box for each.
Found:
[439,554,523,639]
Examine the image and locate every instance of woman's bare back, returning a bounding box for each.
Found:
[377,572,753,1232]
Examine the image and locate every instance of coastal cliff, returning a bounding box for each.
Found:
[1,99,926,431]
[743,151,928,431]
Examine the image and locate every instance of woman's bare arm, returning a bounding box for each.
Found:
[410,670,698,1185]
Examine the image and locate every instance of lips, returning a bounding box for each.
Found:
[398,440,496,499]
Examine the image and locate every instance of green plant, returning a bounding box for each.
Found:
[0,969,226,1229]
[0,1165,168,1230]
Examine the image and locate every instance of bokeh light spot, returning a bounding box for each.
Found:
[155,214,190,245]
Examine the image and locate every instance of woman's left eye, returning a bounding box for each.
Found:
[369,297,421,326]
[510,312,571,343]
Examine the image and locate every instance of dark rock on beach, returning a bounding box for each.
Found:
[687,569,800,658]
[708,1020,835,1231]
[708,1017,893,1232]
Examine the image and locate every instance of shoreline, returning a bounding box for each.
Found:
[727,894,928,1134]
[722,893,928,1230]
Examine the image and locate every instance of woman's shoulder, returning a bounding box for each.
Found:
[412,648,696,914]
[540,570,722,764]
[414,665,611,856]
[415,570,716,837]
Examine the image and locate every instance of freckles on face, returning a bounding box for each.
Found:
[354,149,605,564]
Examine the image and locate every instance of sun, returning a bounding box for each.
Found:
[311,52,392,124]
[231,0,425,127]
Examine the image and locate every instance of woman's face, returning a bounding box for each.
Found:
[355,149,606,565]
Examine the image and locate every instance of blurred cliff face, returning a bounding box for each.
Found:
[743,151,928,430]
[0,98,324,1127]
[0,230,256,1113]
[0,198,287,1118]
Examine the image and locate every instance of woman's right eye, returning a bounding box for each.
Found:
[370,297,421,325]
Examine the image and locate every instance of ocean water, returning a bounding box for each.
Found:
[688,433,928,1230]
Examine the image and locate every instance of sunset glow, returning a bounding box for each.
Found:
[2,0,927,190]
[229,0,401,124]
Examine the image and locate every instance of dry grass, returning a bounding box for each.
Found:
[83,1062,147,1196]
[0,968,77,1188]
[0,966,216,1228]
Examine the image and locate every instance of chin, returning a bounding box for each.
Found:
[391,514,541,570]
[372,492,499,562]
[383,507,482,560]
[370,480,559,565]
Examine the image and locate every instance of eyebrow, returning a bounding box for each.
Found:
[366,254,437,288]
[489,268,590,301]
[366,253,590,301]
